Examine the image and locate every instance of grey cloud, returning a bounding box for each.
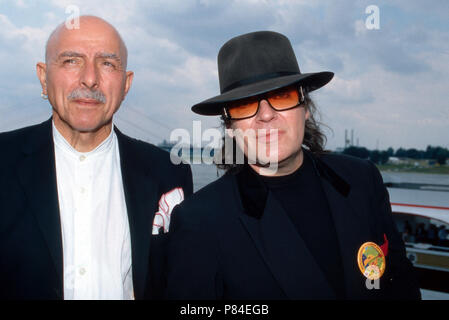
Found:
[0,0,448,151]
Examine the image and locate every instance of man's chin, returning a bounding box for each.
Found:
[254,149,302,167]
[67,120,109,134]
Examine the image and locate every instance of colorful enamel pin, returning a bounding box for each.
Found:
[357,241,386,280]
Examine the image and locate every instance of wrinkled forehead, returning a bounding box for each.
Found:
[46,18,127,65]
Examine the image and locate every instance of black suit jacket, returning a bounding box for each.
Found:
[166,151,421,299]
[0,118,193,300]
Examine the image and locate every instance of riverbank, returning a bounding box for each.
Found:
[377,164,449,174]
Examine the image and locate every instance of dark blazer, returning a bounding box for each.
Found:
[166,151,421,300]
[0,118,193,300]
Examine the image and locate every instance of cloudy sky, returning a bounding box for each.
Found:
[0,0,448,151]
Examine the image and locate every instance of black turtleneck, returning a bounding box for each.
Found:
[238,152,346,299]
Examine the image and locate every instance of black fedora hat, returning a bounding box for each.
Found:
[191,31,334,116]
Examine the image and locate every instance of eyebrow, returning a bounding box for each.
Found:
[96,52,121,61]
[57,51,122,64]
[57,51,85,59]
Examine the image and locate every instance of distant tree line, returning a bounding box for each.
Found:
[341,145,449,165]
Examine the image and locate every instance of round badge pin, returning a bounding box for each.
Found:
[357,242,386,280]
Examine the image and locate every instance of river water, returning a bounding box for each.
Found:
[382,171,449,208]
[191,164,449,205]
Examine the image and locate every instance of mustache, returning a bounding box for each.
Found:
[67,88,106,104]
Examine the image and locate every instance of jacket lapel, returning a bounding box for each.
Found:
[115,129,159,299]
[236,175,335,299]
[16,119,63,289]
[312,153,375,299]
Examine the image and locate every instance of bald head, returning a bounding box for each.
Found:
[36,15,134,146]
[45,15,128,69]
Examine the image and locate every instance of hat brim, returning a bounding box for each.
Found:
[191,71,333,116]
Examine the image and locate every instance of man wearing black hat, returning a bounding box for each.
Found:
[165,31,420,299]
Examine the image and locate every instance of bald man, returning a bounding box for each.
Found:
[0,16,193,300]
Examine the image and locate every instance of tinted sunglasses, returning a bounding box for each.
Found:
[223,86,305,120]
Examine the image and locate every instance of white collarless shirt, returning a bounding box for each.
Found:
[52,122,134,300]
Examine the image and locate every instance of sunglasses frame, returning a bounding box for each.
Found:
[223,86,306,121]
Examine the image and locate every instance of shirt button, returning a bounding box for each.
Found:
[79,155,86,161]
[79,267,86,275]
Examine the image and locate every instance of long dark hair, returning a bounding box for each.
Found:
[215,91,328,173]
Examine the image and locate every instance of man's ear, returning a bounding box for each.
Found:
[122,70,134,100]
[36,62,47,94]
[305,108,311,121]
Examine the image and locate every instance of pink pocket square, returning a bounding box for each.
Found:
[152,187,184,235]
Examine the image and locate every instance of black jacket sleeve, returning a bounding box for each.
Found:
[369,161,421,300]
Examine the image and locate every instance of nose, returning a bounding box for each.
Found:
[256,99,277,122]
[80,61,99,90]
